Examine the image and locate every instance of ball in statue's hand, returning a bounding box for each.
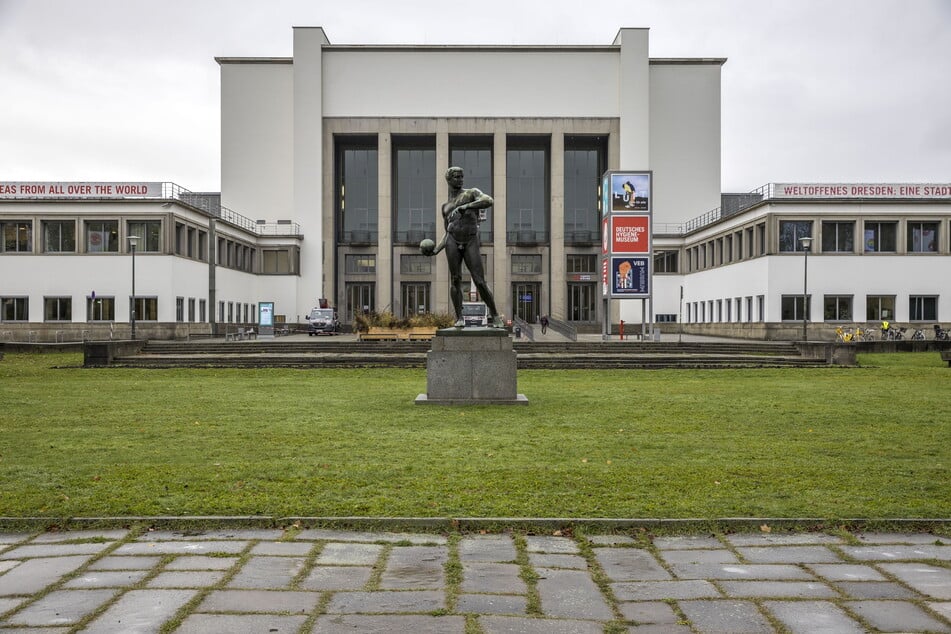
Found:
[419,238,435,256]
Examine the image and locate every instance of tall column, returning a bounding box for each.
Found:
[549,126,565,321]
[377,132,393,313]
[435,130,450,315]
[492,131,509,321]
[293,27,329,319]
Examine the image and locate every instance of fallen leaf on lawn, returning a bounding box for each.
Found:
[760,524,771,533]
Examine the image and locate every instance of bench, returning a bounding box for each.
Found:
[941,350,951,367]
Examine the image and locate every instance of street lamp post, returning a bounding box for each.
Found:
[799,235,813,342]
[128,235,140,340]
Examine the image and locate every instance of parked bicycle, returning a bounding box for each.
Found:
[935,324,950,341]
[911,328,926,341]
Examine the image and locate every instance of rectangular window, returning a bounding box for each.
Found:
[506,137,549,244]
[655,314,677,323]
[401,282,430,317]
[345,254,377,274]
[451,137,493,242]
[511,254,542,274]
[653,250,679,273]
[864,221,897,252]
[400,254,431,275]
[228,302,234,323]
[218,301,225,323]
[133,297,158,321]
[87,296,114,321]
[821,221,854,253]
[176,297,185,322]
[566,255,596,274]
[44,297,71,321]
[866,295,895,321]
[781,295,811,321]
[199,299,206,322]
[757,295,765,321]
[2,297,29,321]
[756,224,766,255]
[188,298,196,322]
[85,220,119,252]
[823,295,853,321]
[1,221,33,253]
[779,220,813,252]
[564,136,606,244]
[262,248,298,274]
[908,222,938,253]
[909,296,937,321]
[337,138,379,244]
[198,230,208,261]
[394,139,436,244]
[129,220,162,252]
[42,220,76,252]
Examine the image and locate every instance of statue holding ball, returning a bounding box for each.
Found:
[420,166,502,328]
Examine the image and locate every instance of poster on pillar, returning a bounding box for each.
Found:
[601,171,652,299]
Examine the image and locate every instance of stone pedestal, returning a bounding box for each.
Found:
[415,327,528,405]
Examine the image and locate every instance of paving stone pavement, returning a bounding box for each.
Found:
[0,528,949,632]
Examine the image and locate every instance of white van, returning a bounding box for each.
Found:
[461,302,489,327]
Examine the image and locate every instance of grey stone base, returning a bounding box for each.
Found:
[416,327,528,405]
[415,393,529,406]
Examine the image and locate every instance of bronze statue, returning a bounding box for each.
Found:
[421,166,502,327]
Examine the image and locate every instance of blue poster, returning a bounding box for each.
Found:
[610,173,651,213]
[611,256,650,296]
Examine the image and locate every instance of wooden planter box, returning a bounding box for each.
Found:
[359,326,439,341]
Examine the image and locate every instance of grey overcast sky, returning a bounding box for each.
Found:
[1,0,949,197]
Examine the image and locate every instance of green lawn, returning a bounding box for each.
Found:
[1,352,949,520]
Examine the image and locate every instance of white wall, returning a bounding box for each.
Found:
[322,50,620,118]
[649,63,722,227]
[219,62,294,220]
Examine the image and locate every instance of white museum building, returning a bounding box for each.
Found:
[1,27,950,341]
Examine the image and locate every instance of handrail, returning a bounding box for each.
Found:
[512,316,535,342]
[548,316,578,341]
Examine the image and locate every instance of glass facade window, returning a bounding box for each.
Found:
[779,220,812,252]
[44,297,71,321]
[909,296,937,321]
[85,220,119,253]
[863,221,897,252]
[824,295,853,321]
[781,295,810,321]
[345,254,376,274]
[511,254,542,274]
[43,220,76,252]
[566,254,596,274]
[1,221,32,252]
[394,141,436,244]
[400,254,431,275]
[451,138,493,243]
[128,220,162,252]
[866,295,895,321]
[87,296,114,321]
[564,136,605,244]
[821,221,854,252]
[653,250,678,273]
[2,297,28,321]
[908,222,938,252]
[506,139,549,244]
[337,140,379,244]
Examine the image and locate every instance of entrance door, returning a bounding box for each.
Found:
[512,282,540,323]
[345,282,375,323]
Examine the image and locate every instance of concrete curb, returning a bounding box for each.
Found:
[1,515,949,534]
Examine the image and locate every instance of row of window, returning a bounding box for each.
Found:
[779,219,942,253]
[336,135,607,246]
[685,295,939,324]
[0,218,298,275]
[1,296,263,324]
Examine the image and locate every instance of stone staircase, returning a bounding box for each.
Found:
[115,339,820,370]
